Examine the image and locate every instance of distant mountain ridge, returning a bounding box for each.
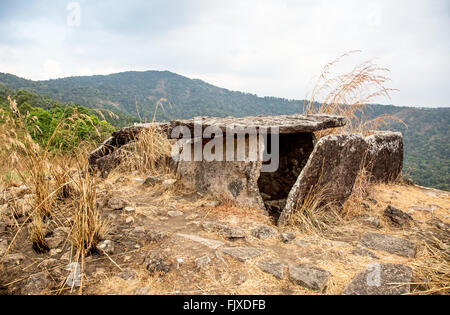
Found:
[0,71,448,190]
[0,71,304,120]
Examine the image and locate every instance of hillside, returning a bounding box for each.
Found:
[0,72,303,120]
[0,71,448,190]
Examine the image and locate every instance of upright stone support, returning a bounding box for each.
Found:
[278,134,368,226]
[364,131,403,182]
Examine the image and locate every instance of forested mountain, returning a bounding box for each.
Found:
[0,72,303,121]
[0,71,448,190]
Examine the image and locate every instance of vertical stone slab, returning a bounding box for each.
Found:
[177,137,265,208]
[278,134,368,226]
[364,131,403,182]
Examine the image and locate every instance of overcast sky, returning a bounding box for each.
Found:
[0,0,449,107]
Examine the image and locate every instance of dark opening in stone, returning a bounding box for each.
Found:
[258,133,315,217]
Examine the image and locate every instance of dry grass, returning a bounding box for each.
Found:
[410,239,450,295]
[303,51,405,137]
[118,126,173,176]
[70,162,106,256]
[0,97,108,281]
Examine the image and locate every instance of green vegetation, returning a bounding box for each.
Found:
[0,87,115,152]
[0,71,448,190]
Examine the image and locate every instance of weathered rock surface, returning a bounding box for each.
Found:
[107,197,126,210]
[351,244,379,259]
[359,232,417,258]
[3,253,26,267]
[359,214,382,229]
[281,232,296,243]
[178,158,264,208]
[143,175,163,186]
[222,247,266,262]
[97,240,115,255]
[383,205,414,228]
[202,222,246,239]
[256,260,285,279]
[147,231,168,243]
[279,134,368,226]
[23,272,52,295]
[143,251,172,274]
[195,255,211,269]
[342,263,412,295]
[364,131,403,182]
[289,264,331,291]
[169,114,346,136]
[95,150,123,178]
[252,225,278,240]
[176,233,224,249]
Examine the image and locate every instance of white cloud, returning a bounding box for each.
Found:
[0,0,448,107]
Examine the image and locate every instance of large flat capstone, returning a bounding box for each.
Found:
[168,114,346,136]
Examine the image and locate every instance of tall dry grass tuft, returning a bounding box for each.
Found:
[410,238,450,295]
[71,155,106,255]
[1,96,106,254]
[127,126,173,175]
[290,181,343,235]
[29,215,49,253]
[116,98,174,176]
[50,156,77,200]
[303,51,404,137]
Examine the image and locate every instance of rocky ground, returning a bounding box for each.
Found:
[0,173,449,295]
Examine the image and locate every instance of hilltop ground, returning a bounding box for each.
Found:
[1,170,448,295]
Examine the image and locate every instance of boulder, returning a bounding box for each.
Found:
[202,222,246,239]
[281,232,296,243]
[359,232,417,258]
[107,197,126,210]
[342,263,412,295]
[146,231,168,243]
[351,244,379,259]
[95,150,122,178]
[289,264,331,291]
[256,260,285,279]
[279,134,368,226]
[143,251,173,274]
[364,131,403,182]
[251,225,279,240]
[383,205,414,228]
[23,272,52,295]
[143,175,163,186]
[97,240,115,255]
